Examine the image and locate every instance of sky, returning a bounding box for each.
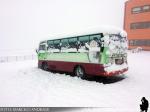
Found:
[0,0,127,51]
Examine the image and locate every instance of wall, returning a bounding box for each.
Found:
[124,0,150,50]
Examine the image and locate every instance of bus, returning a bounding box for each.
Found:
[37,27,128,79]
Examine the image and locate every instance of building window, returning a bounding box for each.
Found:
[132,7,142,14]
[143,5,150,12]
[129,40,134,46]
[129,39,150,46]
[130,21,150,29]
[132,5,150,14]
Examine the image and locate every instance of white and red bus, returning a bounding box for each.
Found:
[37,27,128,79]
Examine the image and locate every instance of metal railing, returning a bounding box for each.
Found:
[0,55,37,63]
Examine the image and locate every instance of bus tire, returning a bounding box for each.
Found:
[74,66,86,79]
[42,62,49,71]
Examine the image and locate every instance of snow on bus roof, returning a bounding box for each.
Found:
[41,26,127,42]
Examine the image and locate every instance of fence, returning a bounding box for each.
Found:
[0,55,37,63]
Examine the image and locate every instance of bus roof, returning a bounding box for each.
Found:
[40,26,127,43]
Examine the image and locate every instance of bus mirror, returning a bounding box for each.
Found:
[36,49,39,54]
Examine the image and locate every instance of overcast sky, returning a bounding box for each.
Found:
[0,0,127,51]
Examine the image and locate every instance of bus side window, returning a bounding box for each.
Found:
[79,36,89,47]
[68,37,77,48]
[47,40,53,49]
[61,38,69,48]
[90,34,102,47]
[54,40,61,49]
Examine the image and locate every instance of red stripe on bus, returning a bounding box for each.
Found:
[38,60,128,76]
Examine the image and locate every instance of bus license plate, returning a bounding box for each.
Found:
[115,59,123,65]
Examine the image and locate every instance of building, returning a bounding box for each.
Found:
[124,0,150,50]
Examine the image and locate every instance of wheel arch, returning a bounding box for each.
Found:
[73,64,86,75]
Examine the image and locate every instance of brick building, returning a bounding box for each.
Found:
[124,0,150,50]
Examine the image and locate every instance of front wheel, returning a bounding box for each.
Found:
[74,66,86,79]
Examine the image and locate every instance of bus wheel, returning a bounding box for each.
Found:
[74,66,86,79]
[42,62,49,71]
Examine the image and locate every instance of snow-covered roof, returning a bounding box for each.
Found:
[41,26,127,42]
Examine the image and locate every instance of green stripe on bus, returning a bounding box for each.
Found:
[38,52,90,63]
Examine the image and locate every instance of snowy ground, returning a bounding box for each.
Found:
[0,51,150,112]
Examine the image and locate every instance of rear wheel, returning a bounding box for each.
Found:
[42,62,49,71]
[74,66,86,79]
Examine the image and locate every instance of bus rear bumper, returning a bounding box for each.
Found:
[102,67,128,76]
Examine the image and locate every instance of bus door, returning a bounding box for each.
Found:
[38,44,47,60]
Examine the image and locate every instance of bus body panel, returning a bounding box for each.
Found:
[38,60,128,76]
[39,52,91,63]
[37,29,128,77]
[38,60,105,75]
